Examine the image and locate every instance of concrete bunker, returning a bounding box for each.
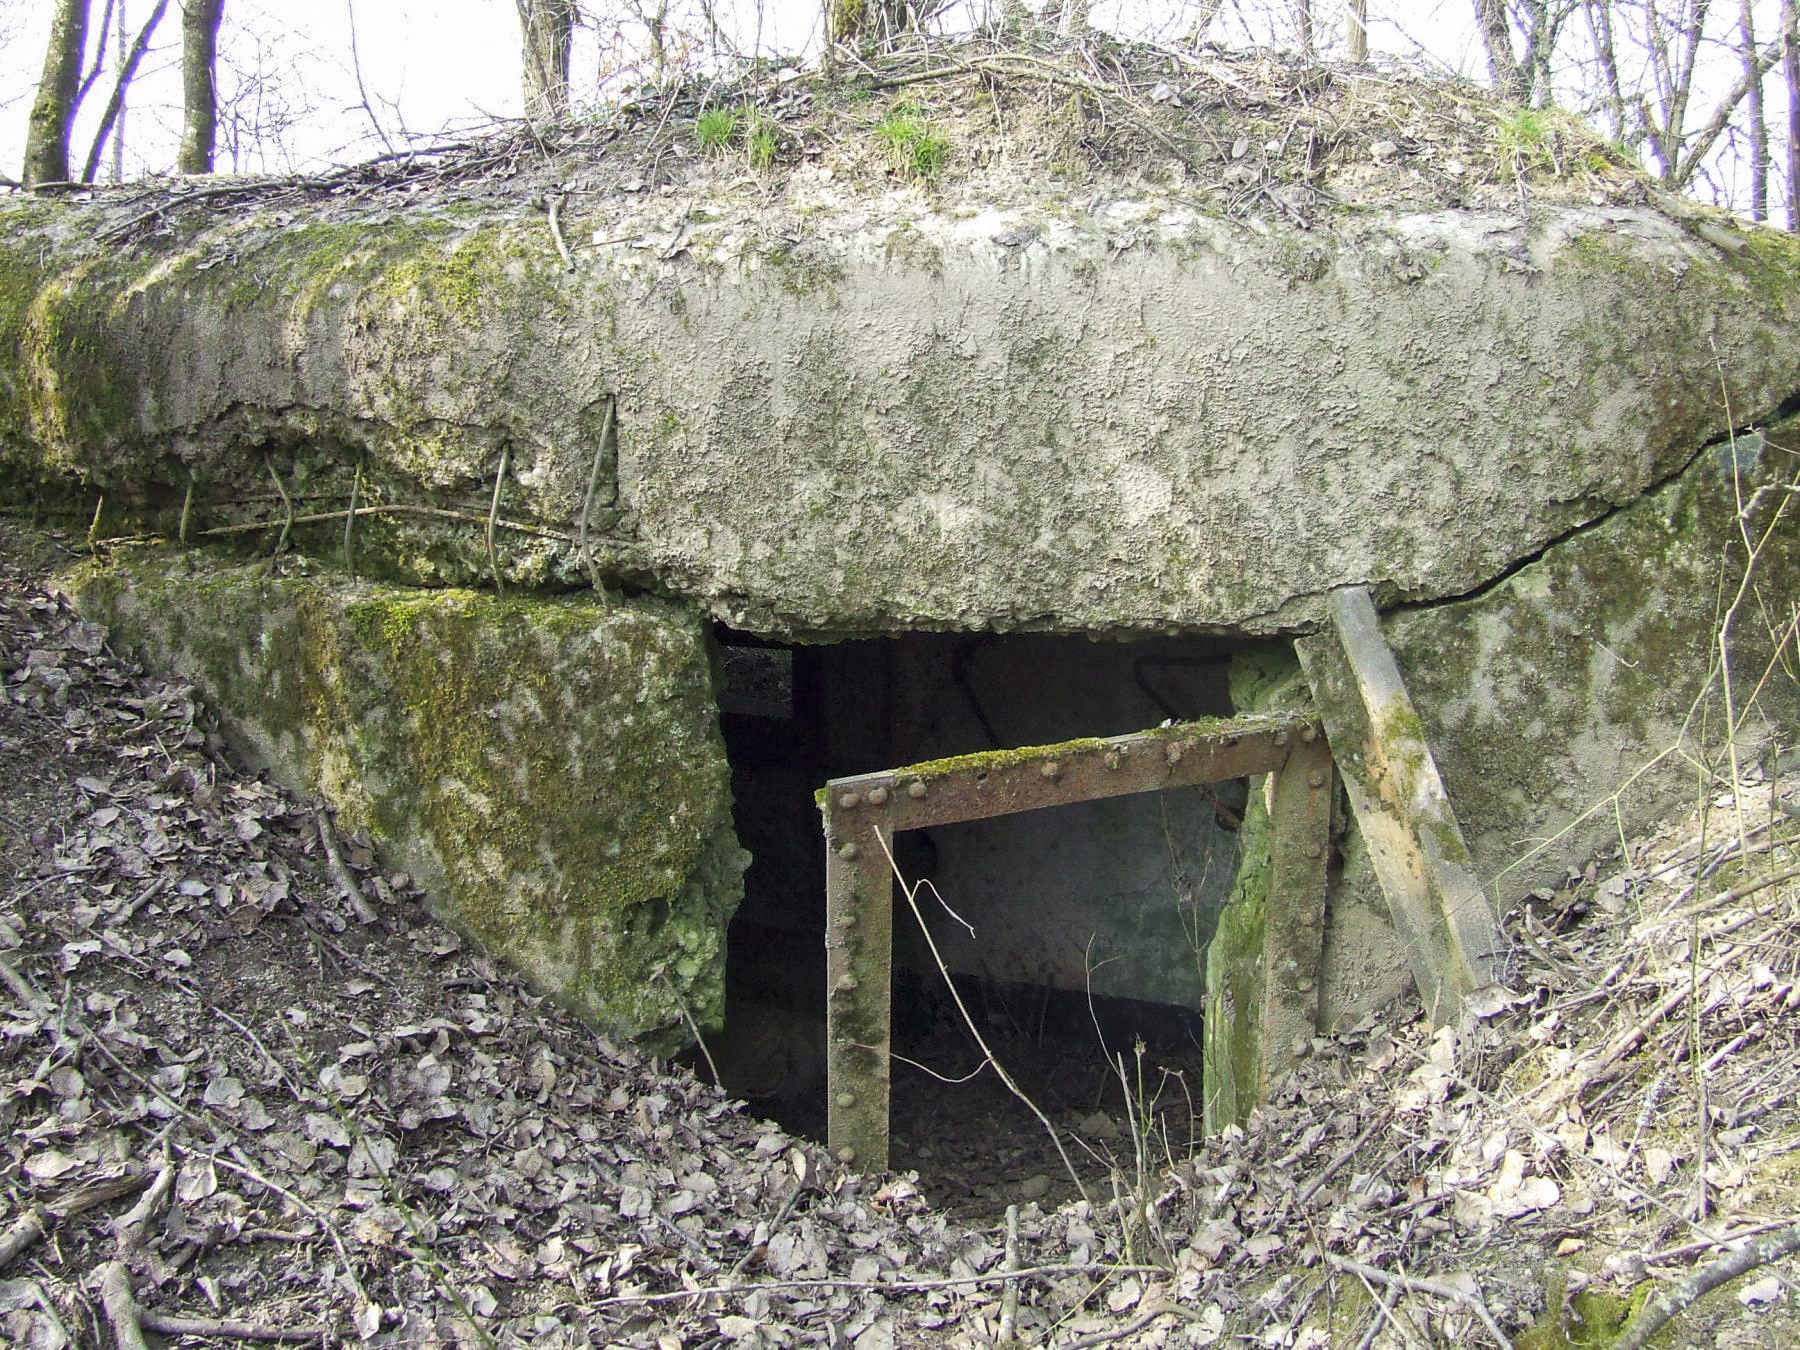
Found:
[5,55,1800,1174]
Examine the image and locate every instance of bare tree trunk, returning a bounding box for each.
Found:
[23,0,92,187]
[1785,0,1800,228]
[516,0,576,121]
[1474,0,1528,102]
[831,0,953,49]
[83,0,170,183]
[642,0,670,82]
[1584,0,1633,144]
[1296,0,1314,58]
[113,0,126,181]
[1742,0,1769,220]
[1347,0,1368,61]
[1186,0,1224,47]
[178,0,225,173]
[76,0,118,113]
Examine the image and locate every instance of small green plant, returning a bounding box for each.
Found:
[875,104,949,181]
[1493,106,1560,175]
[745,116,778,172]
[695,106,740,153]
[696,104,780,172]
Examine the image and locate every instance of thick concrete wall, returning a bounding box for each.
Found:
[63,548,745,1046]
[9,143,1798,1091]
[5,192,1799,637]
[1204,427,1800,1122]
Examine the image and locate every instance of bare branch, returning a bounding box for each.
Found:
[81,0,171,184]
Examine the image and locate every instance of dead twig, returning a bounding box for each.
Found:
[1616,1219,1800,1350]
[998,1203,1021,1342]
[263,457,295,558]
[0,1172,152,1269]
[1294,1107,1392,1207]
[28,1281,76,1347]
[486,444,510,594]
[1325,1255,1509,1349]
[1352,1283,1405,1350]
[315,808,378,924]
[593,1261,1163,1309]
[0,1208,48,1270]
[0,952,52,1013]
[1061,1303,1172,1348]
[654,968,721,1087]
[877,827,1093,1207]
[342,463,361,574]
[728,1177,807,1279]
[138,1310,327,1343]
[546,192,575,271]
[197,501,573,543]
[98,1259,152,1350]
[578,398,618,589]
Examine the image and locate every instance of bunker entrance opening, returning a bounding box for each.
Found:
[708,627,1285,1204]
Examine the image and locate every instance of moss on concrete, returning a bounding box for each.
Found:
[1387,419,1800,899]
[1202,779,1270,1134]
[1200,645,1314,1131]
[62,545,746,1046]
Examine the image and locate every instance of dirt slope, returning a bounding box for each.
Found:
[2,520,1797,1348]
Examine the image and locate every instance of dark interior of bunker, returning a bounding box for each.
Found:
[700,627,1263,1209]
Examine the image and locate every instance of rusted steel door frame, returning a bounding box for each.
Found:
[819,712,1332,1172]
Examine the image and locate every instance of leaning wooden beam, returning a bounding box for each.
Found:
[1295,587,1503,1023]
[819,713,1320,1172]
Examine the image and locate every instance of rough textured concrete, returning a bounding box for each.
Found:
[61,548,746,1046]
[5,188,1800,637]
[1388,422,1800,903]
[8,89,1798,1107]
[1203,432,1798,1123]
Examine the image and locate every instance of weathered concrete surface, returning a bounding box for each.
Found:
[1296,587,1504,1024]
[1257,733,1334,1086]
[5,183,1800,637]
[1204,429,1799,1122]
[62,548,746,1045]
[1388,421,1800,902]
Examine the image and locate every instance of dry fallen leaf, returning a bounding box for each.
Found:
[23,1150,80,1182]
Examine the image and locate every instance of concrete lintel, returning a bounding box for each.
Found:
[1295,587,1503,1024]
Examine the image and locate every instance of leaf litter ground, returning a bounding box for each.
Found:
[1,519,1797,1347]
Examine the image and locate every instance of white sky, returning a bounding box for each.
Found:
[0,0,1497,181]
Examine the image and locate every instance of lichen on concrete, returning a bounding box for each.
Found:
[1202,778,1271,1134]
[1201,645,1318,1130]
[62,546,746,1045]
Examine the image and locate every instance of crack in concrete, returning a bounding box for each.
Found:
[1383,387,1800,622]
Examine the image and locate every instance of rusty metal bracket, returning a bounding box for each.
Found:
[819,712,1328,1172]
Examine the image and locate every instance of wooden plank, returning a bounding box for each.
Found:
[1295,587,1503,1023]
